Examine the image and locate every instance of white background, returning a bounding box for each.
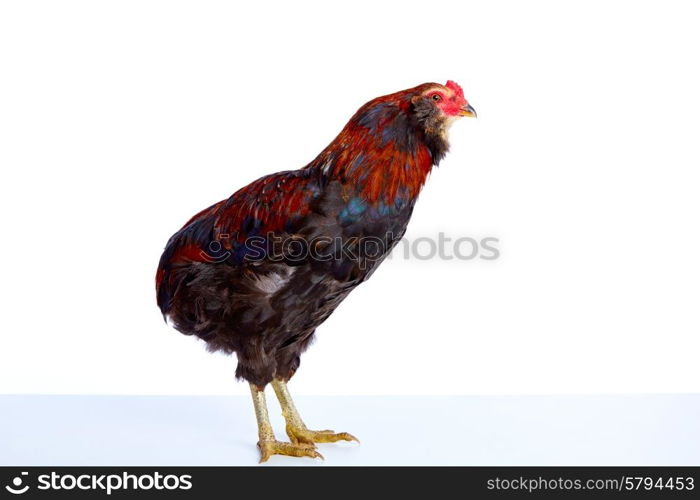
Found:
[4,395,699,465]
[1,0,698,397]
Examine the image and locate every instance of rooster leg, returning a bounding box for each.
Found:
[249,383,323,463]
[271,378,359,445]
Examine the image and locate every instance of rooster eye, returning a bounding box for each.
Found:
[432,94,441,101]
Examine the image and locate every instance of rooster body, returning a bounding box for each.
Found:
[156,81,475,461]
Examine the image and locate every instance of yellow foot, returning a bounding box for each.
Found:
[287,426,360,445]
[258,440,323,463]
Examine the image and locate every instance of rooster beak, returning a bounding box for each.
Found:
[459,103,477,118]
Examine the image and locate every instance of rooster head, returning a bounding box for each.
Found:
[410,80,476,135]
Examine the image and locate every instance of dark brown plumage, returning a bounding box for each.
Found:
[155,81,475,461]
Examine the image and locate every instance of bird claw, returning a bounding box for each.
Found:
[287,425,360,445]
[257,440,324,463]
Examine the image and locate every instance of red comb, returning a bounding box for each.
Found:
[445,80,464,98]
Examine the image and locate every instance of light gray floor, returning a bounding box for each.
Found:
[0,394,698,466]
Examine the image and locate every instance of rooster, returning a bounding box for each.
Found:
[156,81,476,462]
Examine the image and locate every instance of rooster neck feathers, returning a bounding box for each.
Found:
[307,86,451,206]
